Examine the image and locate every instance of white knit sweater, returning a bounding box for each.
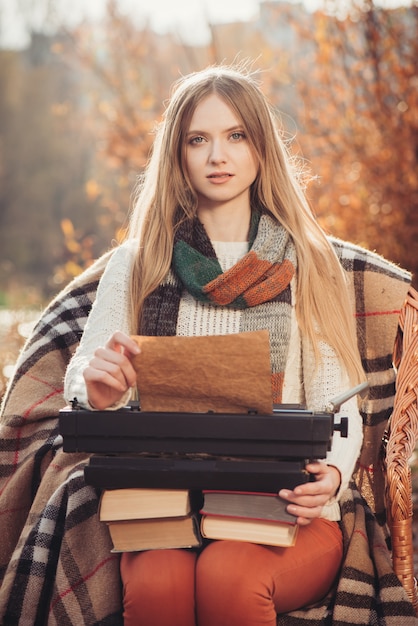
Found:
[64,239,363,520]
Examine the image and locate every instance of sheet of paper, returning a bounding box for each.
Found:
[131,330,273,414]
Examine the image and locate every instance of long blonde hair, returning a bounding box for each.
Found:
[126,64,365,386]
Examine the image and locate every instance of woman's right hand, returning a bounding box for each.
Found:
[83,331,140,410]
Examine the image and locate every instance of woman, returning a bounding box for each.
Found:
[64,64,365,626]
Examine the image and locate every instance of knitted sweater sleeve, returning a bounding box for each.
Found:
[302,335,364,517]
[63,241,136,409]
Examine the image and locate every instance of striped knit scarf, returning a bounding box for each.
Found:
[141,211,297,403]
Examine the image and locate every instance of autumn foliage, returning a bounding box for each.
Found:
[67,0,417,285]
[0,0,416,297]
[293,0,418,282]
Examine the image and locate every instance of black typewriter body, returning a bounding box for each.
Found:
[59,400,348,492]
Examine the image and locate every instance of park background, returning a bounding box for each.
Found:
[0,0,417,552]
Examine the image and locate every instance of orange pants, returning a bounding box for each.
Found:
[120,518,342,626]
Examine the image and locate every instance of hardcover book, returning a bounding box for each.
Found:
[106,514,202,552]
[99,488,191,522]
[200,514,298,547]
[200,490,296,523]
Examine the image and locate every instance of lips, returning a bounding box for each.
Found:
[207,172,233,180]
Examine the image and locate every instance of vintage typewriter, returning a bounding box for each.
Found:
[59,384,366,493]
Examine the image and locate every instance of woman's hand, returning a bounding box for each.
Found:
[83,331,140,410]
[278,462,341,526]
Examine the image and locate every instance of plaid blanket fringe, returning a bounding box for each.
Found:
[0,240,416,625]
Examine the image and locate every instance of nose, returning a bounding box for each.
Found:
[209,139,227,164]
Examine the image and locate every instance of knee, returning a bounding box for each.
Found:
[120,550,197,626]
[196,541,273,604]
[121,549,196,598]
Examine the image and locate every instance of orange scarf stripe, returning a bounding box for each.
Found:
[244,260,295,307]
[204,252,278,306]
[271,372,284,404]
[203,251,271,305]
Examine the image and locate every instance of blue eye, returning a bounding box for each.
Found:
[189,136,205,145]
[231,131,245,141]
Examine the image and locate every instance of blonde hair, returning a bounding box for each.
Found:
[126,64,365,386]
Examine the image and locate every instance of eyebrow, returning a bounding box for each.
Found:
[186,124,245,136]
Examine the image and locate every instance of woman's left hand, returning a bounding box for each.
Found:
[278,462,341,526]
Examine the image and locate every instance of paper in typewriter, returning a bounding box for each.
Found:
[131,330,273,414]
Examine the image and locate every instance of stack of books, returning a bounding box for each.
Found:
[99,488,202,552]
[99,487,298,551]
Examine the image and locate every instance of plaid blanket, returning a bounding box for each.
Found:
[0,240,416,625]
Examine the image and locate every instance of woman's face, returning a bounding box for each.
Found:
[184,93,258,215]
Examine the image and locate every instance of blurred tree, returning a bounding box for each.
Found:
[0,33,105,299]
[66,0,217,245]
[291,0,418,284]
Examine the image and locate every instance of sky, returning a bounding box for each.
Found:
[0,0,412,48]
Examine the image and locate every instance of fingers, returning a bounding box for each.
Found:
[89,350,137,388]
[84,351,135,392]
[288,505,323,525]
[278,462,340,525]
[278,491,324,526]
[279,485,330,509]
[83,331,140,393]
[106,331,141,356]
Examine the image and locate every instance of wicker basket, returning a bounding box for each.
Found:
[386,286,418,612]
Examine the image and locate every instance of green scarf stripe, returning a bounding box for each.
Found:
[172,240,223,303]
[248,209,261,246]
